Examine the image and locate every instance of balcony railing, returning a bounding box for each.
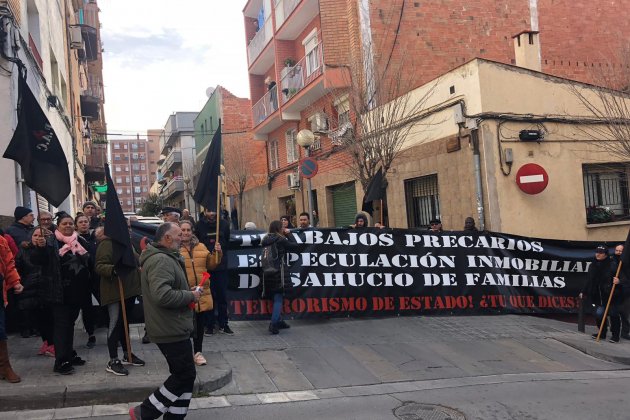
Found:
[247,16,272,64]
[253,85,279,126]
[280,41,323,105]
[164,176,185,198]
[275,0,301,28]
[28,34,43,71]
[162,150,182,172]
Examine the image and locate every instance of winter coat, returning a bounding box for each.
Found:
[180,237,223,313]
[260,233,296,296]
[3,234,18,257]
[582,257,620,307]
[195,217,230,271]
[139,243,194,344]
[95,238,142,306]
[0,235,21,307]
[6,222,33,248]
[31,236,92,306]
[15,244,50,310]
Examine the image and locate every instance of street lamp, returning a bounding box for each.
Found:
[296,129,315,227]
[183,177,191,212]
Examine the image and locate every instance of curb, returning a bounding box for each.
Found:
[554,337,630,366]
[0,367,232,412]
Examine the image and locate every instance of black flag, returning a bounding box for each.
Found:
[193,122,222,210]
[361,168,385,213]
[104,164,136,281]
[3,73,71,207]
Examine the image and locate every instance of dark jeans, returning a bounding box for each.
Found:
[0,304,6,341]
[52,304,80,367]
[36,305,54,344]
[206,270,229,329]
[139,339,196,419]
[81,299,96,336]
[595,304,621,339]
[106,298,135,359]
[192,311,205,354]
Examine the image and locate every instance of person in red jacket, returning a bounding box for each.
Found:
[0,234,24,383]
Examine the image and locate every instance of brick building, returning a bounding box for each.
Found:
[109,139,153,213]
[146,129,162,186]
[240,0,630,229]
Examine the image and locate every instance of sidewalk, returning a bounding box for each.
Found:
[1,314,628,412]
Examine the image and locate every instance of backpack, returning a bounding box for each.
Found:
[260,242,281,277]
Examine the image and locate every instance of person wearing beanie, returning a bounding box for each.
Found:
[6,206,34,248]
[82,201,101,230]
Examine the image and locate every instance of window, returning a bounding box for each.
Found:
[125,176,130,183]
[132,164,139,171]
[143,187,148,192]
[126,200,132,206]
[140,154,145,160]
[150,150,155,154]
[114,154,121,161]
[114,143,120,149]
[583,163,630,224]
[335,94,351,127]
[134,187,141,193]
[135,197,142,204]
[117,188,123,194]
[404,174,440,228]
[132,153,139,160]
[310,135,321,151]
[269,139,279,171]
[126,188,131,194]
[134,176,141,183]
[285,129,299,163]
[142,175,147,181]
[140,164,146,170]
[131,143,138,150]
[302,29,320,77]
[115,166,121,172]
[123,144,128,149]
[125,166,129,171]
[116,177,122,183]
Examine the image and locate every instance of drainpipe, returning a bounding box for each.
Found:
[471,129,485,231]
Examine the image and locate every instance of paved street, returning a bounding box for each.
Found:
[1,314,630,418]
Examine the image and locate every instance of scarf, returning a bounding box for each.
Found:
[55,230,88,257]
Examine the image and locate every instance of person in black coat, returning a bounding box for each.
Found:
[580,245,622,342]
[16,228,55,356]
[75,214,99,348]
[261,220,296,335]
[32,212,92,374]
[195,209,232,334]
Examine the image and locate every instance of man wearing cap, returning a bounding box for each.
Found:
[580,245,622,342]
[83,201,101,230]
[6,206,34,248]
[428,218,443,232]
[161,207,182,224]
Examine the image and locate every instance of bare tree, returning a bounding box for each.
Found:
[568,46,630,160]
[321,4,438,195]
[224,137,266,229]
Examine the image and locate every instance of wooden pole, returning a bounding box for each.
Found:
[596,261,623,342]
[215,175,221,264]
[117,276,133,360]
[34,192,46,238]
[380,199,384,226]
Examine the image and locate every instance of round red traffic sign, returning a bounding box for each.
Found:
[300,157,318,179]
[516,163,549,195]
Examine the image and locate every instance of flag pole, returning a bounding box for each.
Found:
[596,262,623,342]
[117,276,133,360]
[34,192,46,238]
[215,175,221,264]
[380,199,383,226]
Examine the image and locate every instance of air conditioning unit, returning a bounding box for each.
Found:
[69,26,83,49]
[287,173,300,189]
[311,113,328,134]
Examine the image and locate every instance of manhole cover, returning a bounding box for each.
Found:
[394,402,465,420]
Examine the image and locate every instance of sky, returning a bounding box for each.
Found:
[99,1,250,136]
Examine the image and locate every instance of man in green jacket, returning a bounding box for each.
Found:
[130,222,201,420]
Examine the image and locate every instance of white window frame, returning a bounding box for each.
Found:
[285,129,299,164]
[269,139,279,171]
[302,29,319,77]
[334,94,351,127]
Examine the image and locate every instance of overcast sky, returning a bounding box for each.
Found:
[99,1,250,136]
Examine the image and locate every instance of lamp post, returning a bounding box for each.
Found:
[296,129,315,227]
[183,177,191,212]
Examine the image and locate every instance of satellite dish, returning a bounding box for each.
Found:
[205,87,215,98]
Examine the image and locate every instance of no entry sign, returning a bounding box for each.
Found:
[300,157,318,179]
[516,163,549,195]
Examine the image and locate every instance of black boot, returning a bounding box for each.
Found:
[268,322,279,335]
[277,320,290,329]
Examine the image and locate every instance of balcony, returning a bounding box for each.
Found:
[163,176,185,199]
[80,79,101,120]
[162,150,182,173]
[247,16,273,70]
[275,0,319,40]
[252,85,283,135]
[85,143,107,182]
[279,41,325,114]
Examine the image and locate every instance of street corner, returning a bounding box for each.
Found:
[554,334,630,366]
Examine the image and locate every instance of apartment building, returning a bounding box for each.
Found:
[109,139,153,213]
[240,0,630,236]
[0,0,108,221]
[157,112,197,211]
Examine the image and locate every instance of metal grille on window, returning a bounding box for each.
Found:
[583,163,630,224]
[404,174,440,228]
[286,130,298,163]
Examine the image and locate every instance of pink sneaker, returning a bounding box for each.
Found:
[38,341,49,356]
[45,344,55,357]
